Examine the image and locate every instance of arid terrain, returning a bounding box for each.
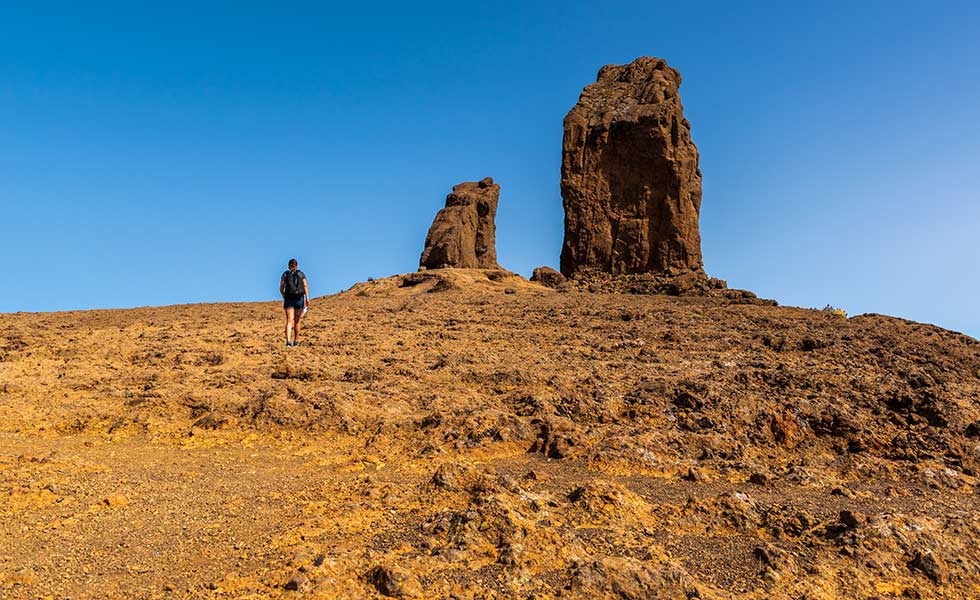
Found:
[2,268,980,599]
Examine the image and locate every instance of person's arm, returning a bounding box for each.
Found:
[280,275,286,298]
[303,276,310,306]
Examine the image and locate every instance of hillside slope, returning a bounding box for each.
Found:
[2,269,979,599]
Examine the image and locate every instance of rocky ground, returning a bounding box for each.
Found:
[2,268,979,599]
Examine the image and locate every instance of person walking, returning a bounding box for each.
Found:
[280,258,309,347]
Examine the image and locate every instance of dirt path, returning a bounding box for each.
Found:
[1,433,335,597]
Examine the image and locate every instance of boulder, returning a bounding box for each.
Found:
[365,565,423,598]
[560,57,704,278]
[419,177,500,270]
[907,550,947,583]
[530,266,566,289]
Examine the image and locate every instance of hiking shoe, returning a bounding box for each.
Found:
[286,341,292,347]
[293,341,301,347]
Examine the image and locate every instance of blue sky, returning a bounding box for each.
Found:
[1,1,977,338]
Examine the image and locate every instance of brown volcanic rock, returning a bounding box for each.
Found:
[560,56,704,278]
[419,177,500,270]
[530,266,566,289]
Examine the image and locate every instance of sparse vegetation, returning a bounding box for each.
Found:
[822,304,847,318]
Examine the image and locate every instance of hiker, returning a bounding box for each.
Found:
[280,258,309,347]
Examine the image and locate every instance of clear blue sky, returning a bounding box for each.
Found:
[1,1,978,338]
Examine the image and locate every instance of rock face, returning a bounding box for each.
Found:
[419,177,500,270]
[560,57,704,278]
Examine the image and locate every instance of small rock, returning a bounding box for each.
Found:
[437,548,464,562]
[366,565,423,598]
[527,418,581,459]
[637,347,661,362]
[753,545,779,568]
[272,365,312,380]
[748,472,769,486]
[8,567,37,585]
[504,288,517,295]
[102,494,129,508]
[683,467,706,482]
[769,413,802,449]
[284,573,312,592]
[907,550,947,583]
[193,412,236,430]
[497,474,520,493]
[498,543,524,567]
[288,550,312,566]
[430,462,472,491]
[840,510,867,530]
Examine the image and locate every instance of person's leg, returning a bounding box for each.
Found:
[292,310,302,344]
[284,308,295,344]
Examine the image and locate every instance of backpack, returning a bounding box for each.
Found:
[284,270,305,295]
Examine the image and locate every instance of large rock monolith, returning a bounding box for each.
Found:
[420,177,500,270]
[560,57,704,278]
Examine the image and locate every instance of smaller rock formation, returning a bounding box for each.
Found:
[420,177,500,270]
[530,266,566,289]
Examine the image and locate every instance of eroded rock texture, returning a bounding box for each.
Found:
[560,57,704,278]
[530,266,566,289]
[420,177,500,270]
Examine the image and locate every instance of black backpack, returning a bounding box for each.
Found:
[284,270,304,295]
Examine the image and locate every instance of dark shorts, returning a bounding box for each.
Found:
[283,294,305,310]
